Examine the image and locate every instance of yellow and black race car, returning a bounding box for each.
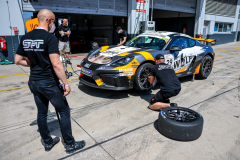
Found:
[79,31,216,91]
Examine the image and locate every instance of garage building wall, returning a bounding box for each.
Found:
[195,0,240,45]
[22,0,128,17]
[151,0,197,14]
[0,0,25,62]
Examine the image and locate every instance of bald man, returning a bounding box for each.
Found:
[58,19,71,61]
[15,9,85,153]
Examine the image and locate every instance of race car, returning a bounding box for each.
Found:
[79,31,215,91]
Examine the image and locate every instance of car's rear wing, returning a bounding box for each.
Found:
[193,38,216,45]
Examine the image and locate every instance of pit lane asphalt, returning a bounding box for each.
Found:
[0,42,240,160]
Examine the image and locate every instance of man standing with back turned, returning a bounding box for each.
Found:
[148,54,181,110]
[15,9,85,153]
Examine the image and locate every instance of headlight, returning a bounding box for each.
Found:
[110,56,134,67]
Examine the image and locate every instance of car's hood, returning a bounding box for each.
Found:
[88,46,141,64]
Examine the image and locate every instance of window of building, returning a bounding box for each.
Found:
[214,23,232,32]
[205,0,238,17]
[238,9,240,19]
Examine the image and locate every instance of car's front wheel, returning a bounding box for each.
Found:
[198,55,213,78]
[134,63,157,91]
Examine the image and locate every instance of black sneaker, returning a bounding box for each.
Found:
[45,137,60,152]
[66,141,86,154]
[170,103,178,107]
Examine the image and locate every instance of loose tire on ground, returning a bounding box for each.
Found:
[134,63,157,92]
[198,55,213,78]
[158,107,204,141]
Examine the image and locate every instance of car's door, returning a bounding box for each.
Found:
[164,36,195,72]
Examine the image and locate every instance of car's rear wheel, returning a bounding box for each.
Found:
[134,63,157,91]
[198,55,213,78]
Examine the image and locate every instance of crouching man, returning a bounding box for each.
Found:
[148,54,181,110]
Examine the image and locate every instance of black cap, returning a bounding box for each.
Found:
[116,26,122,32]
[155,54,165,60]
[92,42,99,49]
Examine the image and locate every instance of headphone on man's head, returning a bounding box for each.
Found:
[61,19,63,24]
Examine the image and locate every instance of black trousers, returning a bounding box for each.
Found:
[28,79,75,145]
[150,89,181,105]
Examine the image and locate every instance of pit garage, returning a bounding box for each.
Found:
[22,0,128,52]
[150,0,196,36]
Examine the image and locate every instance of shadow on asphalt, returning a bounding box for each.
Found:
[153,120,160,133]
[30,110,66,147]
[77,74,200,104]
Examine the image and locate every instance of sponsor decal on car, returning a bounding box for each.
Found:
[88,46,140,64]
[84,63,91,68]
[120,72,133,76]
[119,68,133,72]
[82,68,92,76]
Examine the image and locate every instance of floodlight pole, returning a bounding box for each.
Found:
[151,0,153,21]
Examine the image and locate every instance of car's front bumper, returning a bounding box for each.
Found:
[79,76,132,90]
[79,58,135,90]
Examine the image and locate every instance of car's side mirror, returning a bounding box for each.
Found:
[170,46,182,53]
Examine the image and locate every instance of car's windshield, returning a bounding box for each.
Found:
[124,36,167,50]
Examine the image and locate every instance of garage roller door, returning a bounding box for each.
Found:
[22,0,127,17]
[152,0,197,14]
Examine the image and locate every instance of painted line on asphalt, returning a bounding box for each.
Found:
[0,67,77,78]
[0,72,30,78]
[215,47,240,52]
[68,55,87,58]
[0,86,29,93]
[0,78,79,93]
[215,53,240,57]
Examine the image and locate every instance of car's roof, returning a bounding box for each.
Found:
[139,31,192,39]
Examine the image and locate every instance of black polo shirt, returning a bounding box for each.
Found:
[16,28,59,81]
[58,25,70,42]
[119,30,128,41]
[150,63,181,91]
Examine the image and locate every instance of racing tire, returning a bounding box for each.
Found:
[134,63,157,92]
[158,106,204,141]
[198,55,213,79]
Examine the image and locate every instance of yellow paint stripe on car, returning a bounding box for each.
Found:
[194,64,201,74]
[135,51,154,61]
[175,67,187,73]
[100,46,109,52]
[95,79,104,86]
